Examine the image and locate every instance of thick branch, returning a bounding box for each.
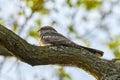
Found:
[0,45,12,56]
[0,24,120,80]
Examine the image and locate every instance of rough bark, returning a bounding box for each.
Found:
[0,24,120,80]
[0,45,12,56]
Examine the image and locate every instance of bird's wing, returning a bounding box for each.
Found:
[41,32,72,45]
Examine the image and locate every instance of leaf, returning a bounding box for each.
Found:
[84,0,102,10]
[0,20,5,25]
[77,0,102,10]
[108,35,120,49]
[107,35,120,58]
[12,22,18,31]
[77,0,82,6]
[35,19,41,26]
[114,50,120,58]
[68,25,75,33]
[66,0,73,7]
[26,0,49,14]
[51,21,56,25]
[57,67,72,80]
[40,8,49,14]
[29,27,39,38]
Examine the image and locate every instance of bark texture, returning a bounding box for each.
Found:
[0,24,120,80]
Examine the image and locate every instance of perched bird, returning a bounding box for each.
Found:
[38,26,104,57]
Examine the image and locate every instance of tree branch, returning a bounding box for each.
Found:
[0,24,120,80]
[0,45,12,56]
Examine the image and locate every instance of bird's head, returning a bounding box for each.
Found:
[38,26,57,34]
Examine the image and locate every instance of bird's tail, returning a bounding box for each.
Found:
[71,44,104,57]
[79,45,103,57]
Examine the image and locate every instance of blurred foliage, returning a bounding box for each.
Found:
[0,20,5,25]
[35,19,41,26]
[108,35,120,58]
[66,0,73,7]
[57,67,72,80]
[25,0,49,14]
[51,20,57,26]
[68,25,77,34]
[68,25,90,47]
[29,27,39,38]
[12,22,18,31]
[29,19,41,38]
[77,0,102,10]
[66,0,102,10]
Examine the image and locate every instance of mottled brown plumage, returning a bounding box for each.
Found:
[38,26,104,57]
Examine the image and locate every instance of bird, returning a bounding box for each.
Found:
[38,26,104,57]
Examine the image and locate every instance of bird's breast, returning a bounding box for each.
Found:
[38,38,51,46]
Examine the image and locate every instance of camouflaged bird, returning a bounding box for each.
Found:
[38,26,104,57]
